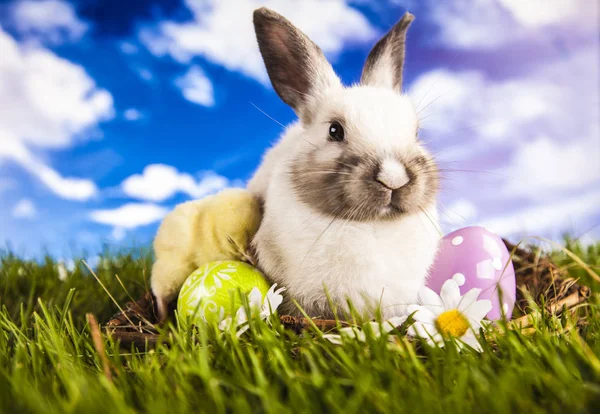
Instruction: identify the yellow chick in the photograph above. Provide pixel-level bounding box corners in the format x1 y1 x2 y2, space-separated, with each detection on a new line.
151 188 262 321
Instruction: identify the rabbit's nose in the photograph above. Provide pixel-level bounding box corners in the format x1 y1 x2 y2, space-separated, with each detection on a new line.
376 158 410 190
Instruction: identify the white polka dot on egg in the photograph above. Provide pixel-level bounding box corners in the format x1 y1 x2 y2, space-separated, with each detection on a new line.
452 273 466 286
476 260 496 280
452 236 464 246
492 257 503 270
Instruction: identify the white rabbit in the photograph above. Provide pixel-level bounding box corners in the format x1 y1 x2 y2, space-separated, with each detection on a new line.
248 8 441 319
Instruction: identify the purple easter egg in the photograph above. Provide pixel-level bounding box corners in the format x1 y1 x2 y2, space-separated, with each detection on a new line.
427 226 516 320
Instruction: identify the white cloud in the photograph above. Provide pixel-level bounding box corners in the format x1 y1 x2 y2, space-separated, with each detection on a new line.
0 27 112 200
62 259 75 272
90 203 168 229
119 41 139 55
139 0 376 84
410 45 598 156
0 138 98 200
136 67 154 82
121 164 229 202
111 227 127 241
409 44 599 237
410 68 562 144
501 136 600 199
428 0 598 49
497 0 596 29
84 255 100 269
0 29 114 148
10 0 88 44
174 65 214 106
123 108 144 121
12 198 37 219
480 189 600 238
32 160 97 200
441 198 478 229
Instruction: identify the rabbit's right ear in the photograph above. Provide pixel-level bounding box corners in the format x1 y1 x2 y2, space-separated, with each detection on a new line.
253 7 341 121
361 12 414 92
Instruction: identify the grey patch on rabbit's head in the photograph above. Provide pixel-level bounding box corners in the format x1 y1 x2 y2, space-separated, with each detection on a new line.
290 142 439 222
361 12 414 92
253 7 341 123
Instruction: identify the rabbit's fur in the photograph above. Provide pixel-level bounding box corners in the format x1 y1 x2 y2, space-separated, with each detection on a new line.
248 8 441 318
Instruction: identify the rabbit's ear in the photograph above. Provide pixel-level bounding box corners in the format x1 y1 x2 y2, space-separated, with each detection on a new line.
253 7 341 119
360 12 414 92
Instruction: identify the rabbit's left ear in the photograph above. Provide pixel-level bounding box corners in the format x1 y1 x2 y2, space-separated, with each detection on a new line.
360 12 414 92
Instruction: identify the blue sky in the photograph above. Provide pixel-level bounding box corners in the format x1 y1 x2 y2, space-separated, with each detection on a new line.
0 0 598 261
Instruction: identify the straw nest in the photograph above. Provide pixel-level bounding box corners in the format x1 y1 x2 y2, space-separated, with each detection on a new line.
105 239 591 348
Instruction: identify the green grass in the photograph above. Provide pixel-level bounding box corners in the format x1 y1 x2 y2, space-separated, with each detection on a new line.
1 242 599 414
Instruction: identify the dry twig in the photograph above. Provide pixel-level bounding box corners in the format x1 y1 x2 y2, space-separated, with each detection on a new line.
86 313 113 382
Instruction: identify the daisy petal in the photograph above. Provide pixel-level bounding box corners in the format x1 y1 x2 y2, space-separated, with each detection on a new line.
431 333 444 346
338 328 367 342
338 327 356 335
264 293 283 313
460 333 483 352
464 299 492 322
440 279 461 309
412 307 437 325
266 284 277 296
424 332 444 348
247 287 263 308
409 322 436 339
384 316 407 332
267 284 286 299
235 308 248 325
418 286 444 311
339 327 365 341
218 317 232 331
457 288 482 312
236 324 250 338
407 304 421 315
364 322 383 337
468 320 483 331
323 334 343 345
407 324 423 338
453 338 465 351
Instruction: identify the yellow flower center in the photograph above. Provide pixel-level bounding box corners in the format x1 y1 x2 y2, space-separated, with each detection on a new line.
435 310 469 337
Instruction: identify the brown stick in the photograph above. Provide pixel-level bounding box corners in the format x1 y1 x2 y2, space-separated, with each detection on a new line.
105 315 347 348
279 315 348 333
86 313 113 382
106 288 589 349
106 330 162 349
509 291 588 330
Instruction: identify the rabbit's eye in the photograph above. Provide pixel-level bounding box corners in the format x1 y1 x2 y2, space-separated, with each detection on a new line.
328 122 345 142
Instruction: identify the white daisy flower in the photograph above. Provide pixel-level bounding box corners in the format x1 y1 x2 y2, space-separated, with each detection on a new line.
218 283 286 336
408 279 492 352
323 316 407 346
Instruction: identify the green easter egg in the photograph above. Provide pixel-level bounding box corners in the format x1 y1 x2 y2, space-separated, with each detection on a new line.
177 261 270 325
